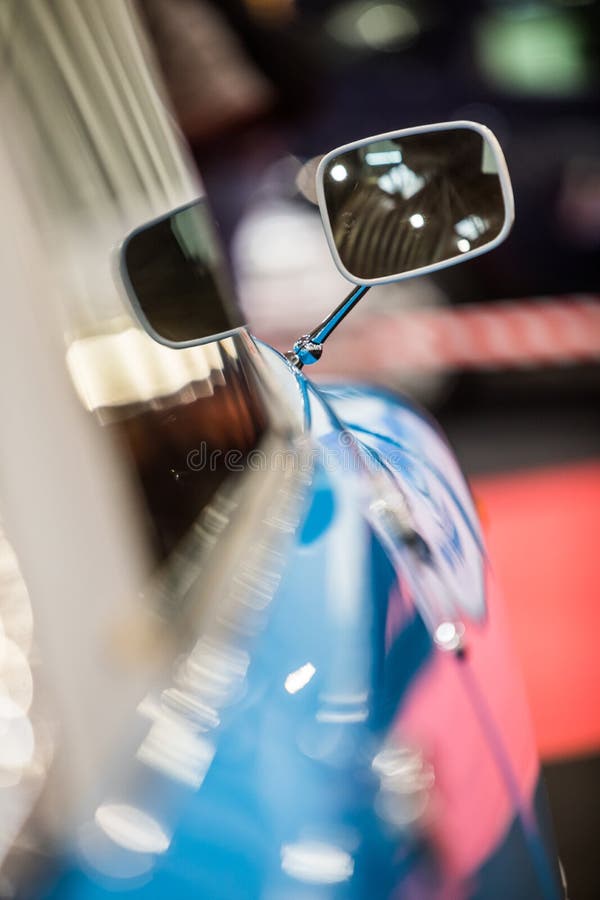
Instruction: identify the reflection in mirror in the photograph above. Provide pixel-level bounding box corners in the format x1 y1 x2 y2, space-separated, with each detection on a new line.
122 199 244 346
319 126 510 282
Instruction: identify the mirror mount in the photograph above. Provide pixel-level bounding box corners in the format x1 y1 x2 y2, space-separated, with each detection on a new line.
285 283 370 369
288 120 514 371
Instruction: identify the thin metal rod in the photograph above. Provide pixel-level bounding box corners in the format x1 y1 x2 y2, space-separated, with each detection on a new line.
309 284 370 344
285 283 370 368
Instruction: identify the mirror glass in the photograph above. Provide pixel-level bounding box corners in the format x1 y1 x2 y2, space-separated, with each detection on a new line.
319 126 509 282
122 199 244 346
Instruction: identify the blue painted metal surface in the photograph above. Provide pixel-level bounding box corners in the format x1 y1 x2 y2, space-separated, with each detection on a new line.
42 343 563 899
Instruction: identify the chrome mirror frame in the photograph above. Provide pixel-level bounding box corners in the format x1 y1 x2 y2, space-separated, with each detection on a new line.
118 199 247 350
315 120 515 287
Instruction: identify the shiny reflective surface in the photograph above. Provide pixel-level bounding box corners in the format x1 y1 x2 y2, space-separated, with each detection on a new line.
319 125 510 281
41 351 562 899
70 329 271 558
122 200 245 347
0 3 293 891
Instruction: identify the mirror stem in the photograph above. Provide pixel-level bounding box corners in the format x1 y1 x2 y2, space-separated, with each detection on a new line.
285 284 370 369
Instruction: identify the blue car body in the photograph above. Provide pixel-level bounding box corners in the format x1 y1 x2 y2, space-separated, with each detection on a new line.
44 345 563 900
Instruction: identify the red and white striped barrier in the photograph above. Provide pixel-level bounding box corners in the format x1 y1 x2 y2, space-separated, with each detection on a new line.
260 295 600 374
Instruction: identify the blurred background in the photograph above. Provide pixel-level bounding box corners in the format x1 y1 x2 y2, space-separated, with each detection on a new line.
136 0 600 896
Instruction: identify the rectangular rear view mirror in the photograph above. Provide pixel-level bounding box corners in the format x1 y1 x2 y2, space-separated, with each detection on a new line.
120 199 245 348
316 121 514 285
